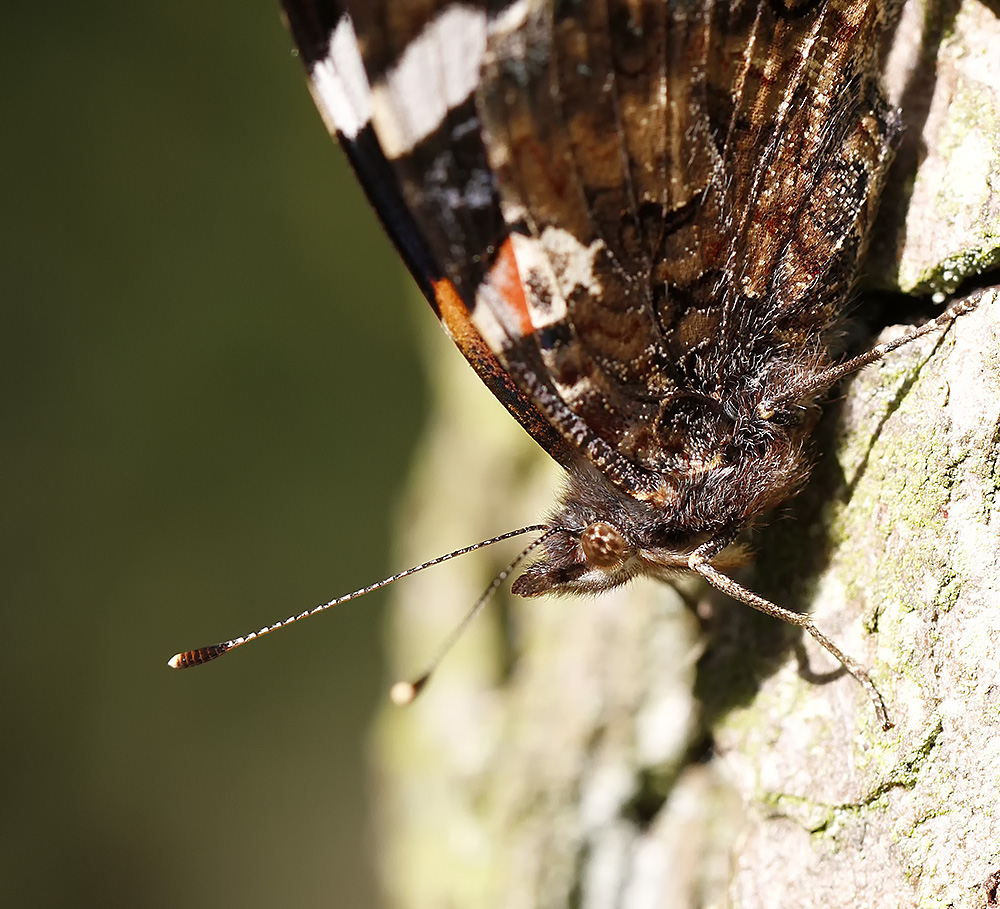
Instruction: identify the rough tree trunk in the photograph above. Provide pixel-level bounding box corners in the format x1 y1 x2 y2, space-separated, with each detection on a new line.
374 0 1000 905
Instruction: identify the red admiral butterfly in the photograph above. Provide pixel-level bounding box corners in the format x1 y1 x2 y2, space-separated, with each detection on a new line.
170 0 977 729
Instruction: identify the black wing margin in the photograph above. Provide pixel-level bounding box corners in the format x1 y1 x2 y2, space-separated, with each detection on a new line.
279 0 573 464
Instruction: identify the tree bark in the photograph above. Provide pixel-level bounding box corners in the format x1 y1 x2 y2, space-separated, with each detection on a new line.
374 0 1000 905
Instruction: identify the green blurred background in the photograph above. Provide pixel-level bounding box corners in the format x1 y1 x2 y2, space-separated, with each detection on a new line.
3 3 426 906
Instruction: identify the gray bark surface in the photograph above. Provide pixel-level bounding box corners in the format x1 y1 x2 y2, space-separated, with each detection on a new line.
374 1 1000 905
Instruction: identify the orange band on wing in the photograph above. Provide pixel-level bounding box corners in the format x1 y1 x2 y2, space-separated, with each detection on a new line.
488 236 533 338
432 276 478 345
430 271 574 469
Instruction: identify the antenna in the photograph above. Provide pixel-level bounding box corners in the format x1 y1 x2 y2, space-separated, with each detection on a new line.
167 524 548 686
389 528 556 705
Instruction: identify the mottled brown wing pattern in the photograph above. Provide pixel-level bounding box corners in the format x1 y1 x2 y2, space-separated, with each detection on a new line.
723 0 895 321
287 1 897 509
476 0 898 502
282 0 901 547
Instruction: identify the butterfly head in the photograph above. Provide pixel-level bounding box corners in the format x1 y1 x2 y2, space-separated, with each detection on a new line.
511 460 753 598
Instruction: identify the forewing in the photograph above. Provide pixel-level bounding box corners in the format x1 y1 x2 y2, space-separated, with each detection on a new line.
281 0 573 463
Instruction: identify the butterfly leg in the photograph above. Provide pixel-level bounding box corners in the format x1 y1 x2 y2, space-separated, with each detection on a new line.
760 295 981 417
688 545 892 731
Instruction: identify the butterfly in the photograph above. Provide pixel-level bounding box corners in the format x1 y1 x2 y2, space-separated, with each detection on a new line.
172 0 976 728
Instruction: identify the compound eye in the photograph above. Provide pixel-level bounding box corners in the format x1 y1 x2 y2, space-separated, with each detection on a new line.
580 521 627 569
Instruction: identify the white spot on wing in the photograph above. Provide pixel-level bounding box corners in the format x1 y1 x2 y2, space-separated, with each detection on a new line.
511 229 603 327
509 233 566 327
371 5 487 159
310 15 372 139
538 227 603 298
488 0 530 36
469 294 509 354
472 228 605 353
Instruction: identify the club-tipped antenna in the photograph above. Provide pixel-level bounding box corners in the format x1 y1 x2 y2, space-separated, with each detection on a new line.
167 524 548 670
389 528 556 706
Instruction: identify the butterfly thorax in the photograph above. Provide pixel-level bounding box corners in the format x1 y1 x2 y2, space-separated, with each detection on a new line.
511 384 816 598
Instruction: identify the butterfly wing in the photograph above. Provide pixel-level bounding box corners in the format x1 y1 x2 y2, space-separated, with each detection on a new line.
281 0 573 464
471 0 897 499
281 0 897 503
